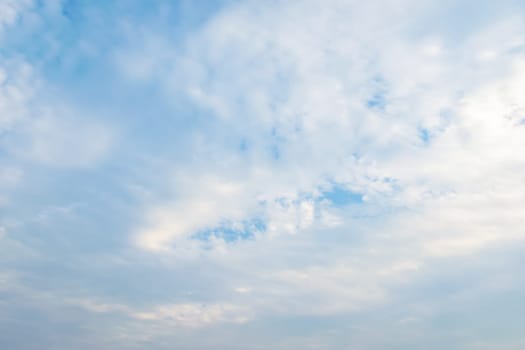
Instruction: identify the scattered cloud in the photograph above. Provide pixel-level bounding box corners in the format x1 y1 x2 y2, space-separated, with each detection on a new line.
1 0 525 349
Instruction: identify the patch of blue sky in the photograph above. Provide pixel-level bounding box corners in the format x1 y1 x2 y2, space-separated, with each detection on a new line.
271 144 281 160
366 92 387 109
192 218 266 243
321 185 364 206
319 177 407 213
366 76 389 111
239 138 249 151
269 125 288 161
419 127 431 144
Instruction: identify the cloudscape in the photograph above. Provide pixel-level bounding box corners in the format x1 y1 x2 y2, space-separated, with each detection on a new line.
1 1 525 349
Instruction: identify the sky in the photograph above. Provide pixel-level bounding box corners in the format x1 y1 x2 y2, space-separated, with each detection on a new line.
1 0 525 349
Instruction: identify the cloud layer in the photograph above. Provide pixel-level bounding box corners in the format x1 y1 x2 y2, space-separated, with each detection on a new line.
1 1 525 349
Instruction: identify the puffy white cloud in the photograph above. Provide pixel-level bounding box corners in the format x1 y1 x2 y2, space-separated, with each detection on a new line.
124 0 525 256
107 2 525 341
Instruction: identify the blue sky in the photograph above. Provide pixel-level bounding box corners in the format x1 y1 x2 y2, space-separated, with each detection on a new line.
1 0 525 349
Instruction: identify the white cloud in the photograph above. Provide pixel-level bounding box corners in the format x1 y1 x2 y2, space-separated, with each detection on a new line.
0 0 33 38
134 174 255 252
108 2 525 334
130 303 251 327
0 60 36 132
124 0 525 256
2 0 525 348
65 296 253 328
17 113 114 167
0 58 115 169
